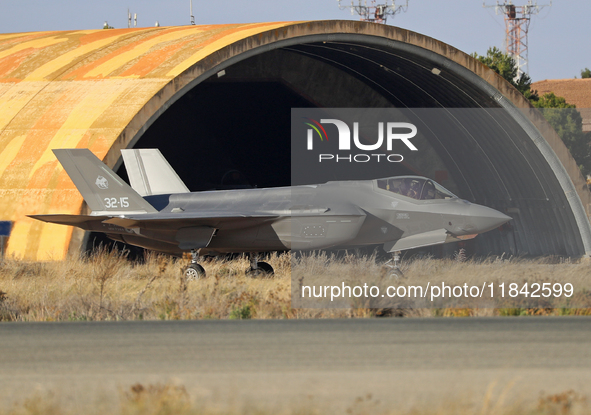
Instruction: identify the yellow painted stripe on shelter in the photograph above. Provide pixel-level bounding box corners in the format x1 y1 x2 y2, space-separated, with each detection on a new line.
23 31 136 81
30 79 165 177
0 82 49 131
0 35 67 62
8 221 32 259
0 133 26 173
166 22 294 77
29 80 137 176
83 28 202 79
0 135 27 205
0 33 35 42
36 222 71 259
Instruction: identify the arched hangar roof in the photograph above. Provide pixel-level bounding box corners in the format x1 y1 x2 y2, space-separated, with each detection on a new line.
0 21 589 260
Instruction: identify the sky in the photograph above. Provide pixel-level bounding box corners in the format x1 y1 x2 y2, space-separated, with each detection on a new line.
0 0 588 82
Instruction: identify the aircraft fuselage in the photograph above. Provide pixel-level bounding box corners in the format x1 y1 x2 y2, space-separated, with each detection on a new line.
102 178 509 255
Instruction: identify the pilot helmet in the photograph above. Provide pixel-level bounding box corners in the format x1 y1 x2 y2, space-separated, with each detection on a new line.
400 179 410 192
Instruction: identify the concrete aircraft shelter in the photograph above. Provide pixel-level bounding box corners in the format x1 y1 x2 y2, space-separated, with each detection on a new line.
1 20 590 260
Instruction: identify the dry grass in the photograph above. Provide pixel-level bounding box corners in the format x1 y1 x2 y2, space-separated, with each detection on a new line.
0 250 294 321
292 252 591 313
0 250 590 321
1 382 590 415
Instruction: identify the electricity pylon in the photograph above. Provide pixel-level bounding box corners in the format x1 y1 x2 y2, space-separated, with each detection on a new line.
484 1 551 78
338 0 409 24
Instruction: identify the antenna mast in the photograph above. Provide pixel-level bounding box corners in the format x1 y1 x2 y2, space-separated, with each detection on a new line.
190 0 195 25
483 1 551 78
337 0 409 24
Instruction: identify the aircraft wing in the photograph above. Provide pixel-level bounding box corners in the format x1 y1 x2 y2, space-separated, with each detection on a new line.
103 211 280 230
30 208 362 232
29 211 279 231
28 214 110 227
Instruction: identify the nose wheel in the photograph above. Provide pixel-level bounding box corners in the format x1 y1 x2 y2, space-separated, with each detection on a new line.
184 249 206 280
383 251 404 278
245 254 274 277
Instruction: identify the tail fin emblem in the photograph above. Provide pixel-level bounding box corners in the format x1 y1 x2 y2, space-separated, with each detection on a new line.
95 176 109 189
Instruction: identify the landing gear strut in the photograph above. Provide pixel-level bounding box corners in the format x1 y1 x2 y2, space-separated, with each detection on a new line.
245 254 274 277
383 250 404 278
184 249 206 280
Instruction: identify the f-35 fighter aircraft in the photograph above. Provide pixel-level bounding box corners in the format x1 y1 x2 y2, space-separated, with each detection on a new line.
29 149 511 278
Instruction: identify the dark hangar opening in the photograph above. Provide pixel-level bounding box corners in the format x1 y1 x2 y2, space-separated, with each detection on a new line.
118 81 313 191
101 38 587 258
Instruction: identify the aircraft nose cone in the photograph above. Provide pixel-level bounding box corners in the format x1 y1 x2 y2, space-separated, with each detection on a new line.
467 204 512 234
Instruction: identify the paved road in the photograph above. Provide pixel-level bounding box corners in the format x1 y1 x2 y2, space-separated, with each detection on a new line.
1 318 590 412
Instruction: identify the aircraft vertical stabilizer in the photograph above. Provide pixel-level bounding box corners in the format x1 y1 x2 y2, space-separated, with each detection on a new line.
53 149 157 215
121 149 189 196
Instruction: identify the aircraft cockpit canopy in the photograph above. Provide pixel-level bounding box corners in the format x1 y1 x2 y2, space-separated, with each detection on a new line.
376 177 456 200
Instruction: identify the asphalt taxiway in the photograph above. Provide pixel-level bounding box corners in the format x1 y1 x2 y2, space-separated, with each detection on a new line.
1 318 590 411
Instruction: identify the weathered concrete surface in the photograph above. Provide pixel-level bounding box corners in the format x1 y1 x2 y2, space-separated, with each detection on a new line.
1 318 591 412
0 22 589 259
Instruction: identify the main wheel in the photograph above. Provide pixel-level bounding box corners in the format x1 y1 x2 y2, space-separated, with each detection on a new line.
257 261 274 275
185 263 206 280
245 261 274 277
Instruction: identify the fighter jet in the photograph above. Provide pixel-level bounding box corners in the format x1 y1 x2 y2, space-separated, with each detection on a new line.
29 149 511 278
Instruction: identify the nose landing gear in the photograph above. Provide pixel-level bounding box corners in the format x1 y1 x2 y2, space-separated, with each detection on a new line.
383 250 404 278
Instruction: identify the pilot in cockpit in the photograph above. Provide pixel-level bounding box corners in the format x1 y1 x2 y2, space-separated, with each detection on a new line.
408 180 421 199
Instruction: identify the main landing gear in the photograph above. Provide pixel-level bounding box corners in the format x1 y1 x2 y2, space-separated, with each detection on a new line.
245 254 274 277
183 250 275 279
382 250 404 278
184 249 206 280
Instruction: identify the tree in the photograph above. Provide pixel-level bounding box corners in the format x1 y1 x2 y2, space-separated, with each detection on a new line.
474 47 591 176
533 92 575 109
471 47 538 101
533 93 591 176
